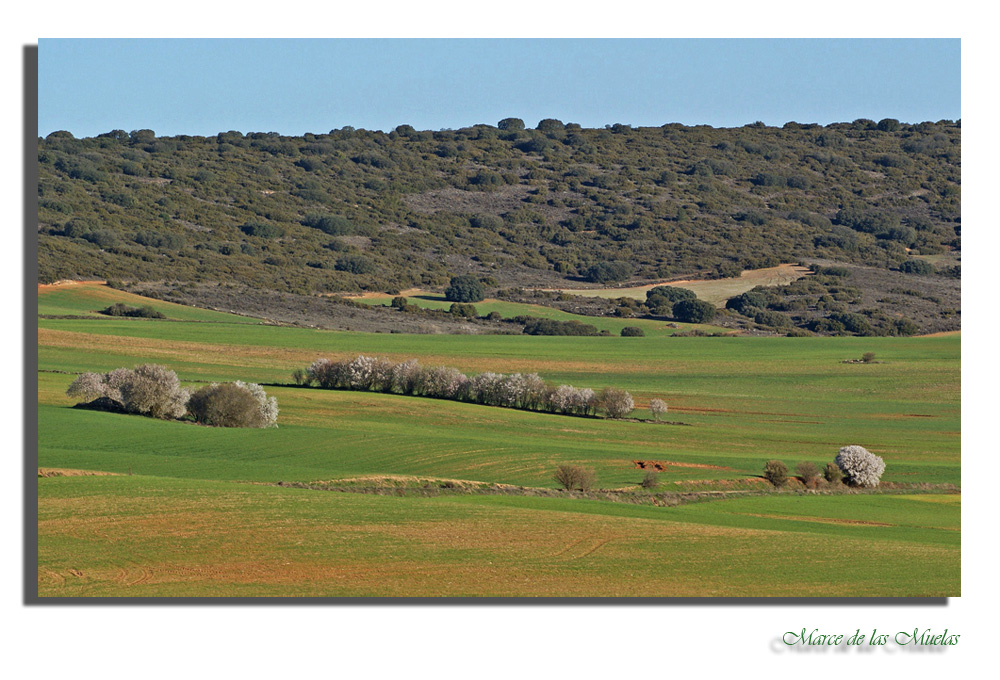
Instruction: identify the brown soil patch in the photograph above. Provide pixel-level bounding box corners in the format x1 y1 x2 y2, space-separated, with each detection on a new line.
632 459 733 471
918 330 961 338
38 468 121 478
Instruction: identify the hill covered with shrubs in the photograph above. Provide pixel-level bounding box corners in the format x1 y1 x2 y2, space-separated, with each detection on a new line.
37 118 959 297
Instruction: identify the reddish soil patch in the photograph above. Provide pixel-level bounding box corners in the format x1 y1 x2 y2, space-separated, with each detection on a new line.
919 330 961 338
632 459 733 471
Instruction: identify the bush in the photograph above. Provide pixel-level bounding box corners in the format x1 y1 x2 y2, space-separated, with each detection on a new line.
823 462 843 485
862 352 877 363
67 364 189 419
584 261 631 283
100 303 165 318
649 398 668 420
240 221 284 239
117 364 190 419
620 326 645 337
522 318 599 336
554 465 596 491
640 471 660 489
672 299 716 323
763 460 789 487
302 214 356 236
796 461 820 484
187 381 279 428
448 302 478 318
835 445 885 487
335 254 376 275
899 259 935 275
599 387 634 419
646 285 697 315
444 274 485 302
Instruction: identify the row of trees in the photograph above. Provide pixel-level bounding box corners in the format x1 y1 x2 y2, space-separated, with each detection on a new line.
65 364 278 428
293 355 654 420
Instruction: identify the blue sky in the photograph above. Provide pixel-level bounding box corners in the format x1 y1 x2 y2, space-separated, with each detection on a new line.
38 38 960 137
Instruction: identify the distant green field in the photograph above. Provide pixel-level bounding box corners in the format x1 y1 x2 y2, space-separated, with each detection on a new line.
38 282 257 323
349 291 719 337
35 283 961 597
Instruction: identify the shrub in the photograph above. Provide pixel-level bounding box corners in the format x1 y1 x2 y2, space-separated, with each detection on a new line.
763 460 789 487
796 461 820 484
861 352 877 363
620 326 645 337
522 318 599 336
335 254 376 275
835 445 885 487
67 364 189 420
823 462 843 485
584 261 631 283
599 387 634 419
448 302 478 318
291 368 310 386
240 221 284 239
100 303 165 319
649 398 668 420
672 299 716 323
188 381 278 428
444 275 485 302
641 471 660 489
66 372 108 402
117 364 190 419
554 465 596 491
302 214 355 236
899 259 935 275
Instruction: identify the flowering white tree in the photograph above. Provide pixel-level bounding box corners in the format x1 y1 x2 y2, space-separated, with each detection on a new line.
649 399 668 420
306 358 334 387
835 445 885 487
65 364 189 420
234 381 279 427
389 359 421 394
65 372 106 402
599 387 634 419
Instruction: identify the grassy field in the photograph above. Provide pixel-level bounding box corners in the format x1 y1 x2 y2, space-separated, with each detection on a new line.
535 264 811 306
346 291 721 337
35 283 961 597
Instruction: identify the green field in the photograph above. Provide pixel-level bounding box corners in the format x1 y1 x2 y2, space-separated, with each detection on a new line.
347 290 721 337
36 284 961 597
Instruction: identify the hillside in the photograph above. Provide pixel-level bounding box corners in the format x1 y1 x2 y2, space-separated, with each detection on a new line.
37 118 960 333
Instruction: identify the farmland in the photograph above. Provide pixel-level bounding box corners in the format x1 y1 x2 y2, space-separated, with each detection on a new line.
35 283 961 597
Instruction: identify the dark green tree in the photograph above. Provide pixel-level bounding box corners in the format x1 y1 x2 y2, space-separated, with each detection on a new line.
444 275 485 302
672 299 716 323
497 117 525 131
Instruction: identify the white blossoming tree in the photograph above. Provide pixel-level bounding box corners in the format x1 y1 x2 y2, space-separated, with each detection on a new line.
649 398 668 420
835 445 885 487
65 364 189 420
